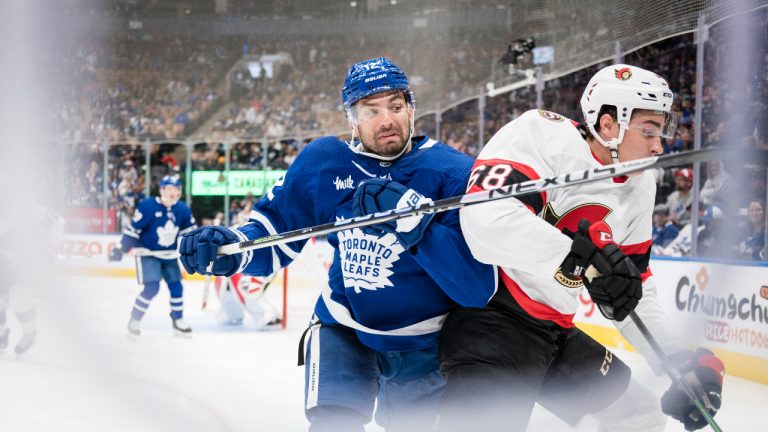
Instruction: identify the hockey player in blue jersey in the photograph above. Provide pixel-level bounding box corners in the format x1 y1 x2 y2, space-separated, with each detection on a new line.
178 57 497 431
109 175 198 338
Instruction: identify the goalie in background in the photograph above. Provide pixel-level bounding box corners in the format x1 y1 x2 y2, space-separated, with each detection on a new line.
213 272 282 329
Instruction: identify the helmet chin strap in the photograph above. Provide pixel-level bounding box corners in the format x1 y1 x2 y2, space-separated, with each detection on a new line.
587 123 626 164
347 112 415 162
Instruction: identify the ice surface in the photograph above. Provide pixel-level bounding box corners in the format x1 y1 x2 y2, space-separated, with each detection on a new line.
1 275 764 431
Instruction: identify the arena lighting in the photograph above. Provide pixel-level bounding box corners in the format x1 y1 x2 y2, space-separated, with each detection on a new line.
350 1 357 7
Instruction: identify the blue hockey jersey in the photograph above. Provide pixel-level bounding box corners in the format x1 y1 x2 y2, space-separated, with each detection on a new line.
236 136 497 351
122 197 197 252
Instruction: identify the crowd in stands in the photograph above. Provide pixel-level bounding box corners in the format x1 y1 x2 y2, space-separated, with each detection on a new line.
62 11 767 261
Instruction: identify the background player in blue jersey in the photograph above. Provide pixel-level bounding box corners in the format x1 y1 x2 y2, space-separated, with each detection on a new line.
178 57 497 431
109 175 198 338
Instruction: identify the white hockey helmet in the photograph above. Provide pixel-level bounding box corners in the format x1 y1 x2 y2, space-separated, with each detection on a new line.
581 64 678 161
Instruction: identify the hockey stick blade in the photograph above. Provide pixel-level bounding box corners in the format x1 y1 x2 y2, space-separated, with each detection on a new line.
218 147 766 256
629 311 723 432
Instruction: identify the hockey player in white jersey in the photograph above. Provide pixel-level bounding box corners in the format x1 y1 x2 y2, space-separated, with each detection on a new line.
214 272 281 329
0 200 63 356
438 64 725 432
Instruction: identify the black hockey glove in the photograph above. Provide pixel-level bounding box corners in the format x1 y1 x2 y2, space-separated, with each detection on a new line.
560 219 642 322
661 348 724 431
108 247 123 262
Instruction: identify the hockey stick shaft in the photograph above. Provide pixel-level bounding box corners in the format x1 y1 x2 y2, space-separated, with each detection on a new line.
219 147 750 256
629 311 723 432
201 275 211 310
133 248 180 259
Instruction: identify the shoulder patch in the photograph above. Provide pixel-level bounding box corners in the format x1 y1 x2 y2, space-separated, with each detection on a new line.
538 109 565 122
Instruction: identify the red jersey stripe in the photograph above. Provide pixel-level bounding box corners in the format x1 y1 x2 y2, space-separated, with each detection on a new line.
499 270 575 328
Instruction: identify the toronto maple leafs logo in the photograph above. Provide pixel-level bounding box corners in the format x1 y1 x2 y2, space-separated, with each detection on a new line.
156 220 179 247
338 226 404 293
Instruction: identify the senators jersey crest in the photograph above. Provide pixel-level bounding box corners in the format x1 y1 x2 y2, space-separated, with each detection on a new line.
544 202 613 288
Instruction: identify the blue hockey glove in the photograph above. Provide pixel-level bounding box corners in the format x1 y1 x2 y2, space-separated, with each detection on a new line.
179 226 243 276
108 247 123 262
661 348 724 431
352 178 435 249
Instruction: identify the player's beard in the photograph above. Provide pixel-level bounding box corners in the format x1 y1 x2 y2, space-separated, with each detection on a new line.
359 122 412 158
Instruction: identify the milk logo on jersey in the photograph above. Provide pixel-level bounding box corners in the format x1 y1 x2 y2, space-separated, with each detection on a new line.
334 175 355 190
156 220 179 247
337 226 405 293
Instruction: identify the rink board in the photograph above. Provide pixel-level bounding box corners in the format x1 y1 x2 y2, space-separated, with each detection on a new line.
574 257 768 384
59 234 768 383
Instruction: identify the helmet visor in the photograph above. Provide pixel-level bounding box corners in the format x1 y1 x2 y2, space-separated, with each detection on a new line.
347 104 413 126
626 111 679 139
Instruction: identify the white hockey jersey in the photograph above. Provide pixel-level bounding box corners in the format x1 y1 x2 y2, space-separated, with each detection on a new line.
460 109 685 365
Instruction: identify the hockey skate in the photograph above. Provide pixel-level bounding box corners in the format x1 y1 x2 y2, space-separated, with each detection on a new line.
171 315 192 337
14 331 36 355
258 317 283 331
126 318 141 340
0 327 9 350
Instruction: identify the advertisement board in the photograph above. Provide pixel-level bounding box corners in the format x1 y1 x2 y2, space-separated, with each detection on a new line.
574 257 768 383
63 208 116 233
191 170 286 196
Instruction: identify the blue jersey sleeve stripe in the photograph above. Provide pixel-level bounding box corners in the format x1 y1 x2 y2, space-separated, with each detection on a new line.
123 227 140 238
227 226 253 274
248 210 301 260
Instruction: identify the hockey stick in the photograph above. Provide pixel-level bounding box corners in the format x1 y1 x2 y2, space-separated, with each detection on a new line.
133 248 180 260
201 275 211 310
629 311 723 432
218 147 763 256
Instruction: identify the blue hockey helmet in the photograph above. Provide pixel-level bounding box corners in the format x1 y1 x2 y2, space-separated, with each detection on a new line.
160 175 181 189
341 57 414 111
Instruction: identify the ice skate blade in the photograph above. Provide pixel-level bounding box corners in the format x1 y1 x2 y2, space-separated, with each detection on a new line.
14 336 36 356
173 329 193 338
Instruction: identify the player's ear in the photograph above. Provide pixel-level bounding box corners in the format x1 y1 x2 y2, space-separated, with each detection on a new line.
598 112 617 137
